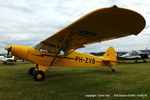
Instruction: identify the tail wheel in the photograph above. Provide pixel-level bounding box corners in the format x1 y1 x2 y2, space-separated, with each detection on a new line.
33 70 45 81
29 67 36 76
3 61 7 64
108 66 115 72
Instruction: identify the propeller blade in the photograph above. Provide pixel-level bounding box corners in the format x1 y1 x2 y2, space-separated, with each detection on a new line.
7 47 12 58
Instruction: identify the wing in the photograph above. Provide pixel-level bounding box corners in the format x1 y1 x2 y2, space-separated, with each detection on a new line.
35 5 145 52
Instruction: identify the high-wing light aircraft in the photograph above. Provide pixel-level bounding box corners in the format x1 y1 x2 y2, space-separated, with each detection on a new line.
118 50 149 63
5 5 145 81
0 56 16 64
0 55 23 64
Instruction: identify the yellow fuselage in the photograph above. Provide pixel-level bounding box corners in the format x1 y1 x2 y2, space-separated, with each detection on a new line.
5 45 116 68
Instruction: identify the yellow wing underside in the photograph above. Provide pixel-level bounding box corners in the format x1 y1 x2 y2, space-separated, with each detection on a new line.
37 5 145 52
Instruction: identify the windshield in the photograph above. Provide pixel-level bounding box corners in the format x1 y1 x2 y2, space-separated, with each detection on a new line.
131 50 141 55
33 42 65 55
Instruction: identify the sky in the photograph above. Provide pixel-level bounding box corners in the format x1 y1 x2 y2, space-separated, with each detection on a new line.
0 0 150 53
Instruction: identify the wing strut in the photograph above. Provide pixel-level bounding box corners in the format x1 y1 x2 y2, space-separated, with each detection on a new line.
49 32 71 66
51 40 88 65
52 48 78 65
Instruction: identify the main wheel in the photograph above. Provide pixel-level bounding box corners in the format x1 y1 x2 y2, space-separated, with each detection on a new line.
135 60 138 63
29 67 35 76
143 60 147 63
3 61 7 64
33 70 45 81
112 69 115 72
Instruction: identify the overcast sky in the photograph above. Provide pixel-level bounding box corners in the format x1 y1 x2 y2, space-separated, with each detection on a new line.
0 0 150 53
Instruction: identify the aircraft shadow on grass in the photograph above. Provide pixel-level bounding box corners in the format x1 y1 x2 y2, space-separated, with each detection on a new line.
46 68 123 78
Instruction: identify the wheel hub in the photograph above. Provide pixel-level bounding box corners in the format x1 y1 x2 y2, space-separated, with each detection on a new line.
37 74 42 79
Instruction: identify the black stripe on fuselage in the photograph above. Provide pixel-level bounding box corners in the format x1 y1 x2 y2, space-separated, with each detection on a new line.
32 54 74 60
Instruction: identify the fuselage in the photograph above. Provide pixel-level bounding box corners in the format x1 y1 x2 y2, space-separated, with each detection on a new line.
5 45 115 67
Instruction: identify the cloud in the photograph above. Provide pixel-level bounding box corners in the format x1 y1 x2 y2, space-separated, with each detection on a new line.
0 0 150 53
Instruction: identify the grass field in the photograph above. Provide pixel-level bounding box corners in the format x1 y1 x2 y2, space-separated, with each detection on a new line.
0 61 150 100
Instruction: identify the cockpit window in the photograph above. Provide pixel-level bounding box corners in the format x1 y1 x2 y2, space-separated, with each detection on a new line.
33 42 65 55
33 44 39 50
60 50 65 55
131 50 141 55
39 49 48 52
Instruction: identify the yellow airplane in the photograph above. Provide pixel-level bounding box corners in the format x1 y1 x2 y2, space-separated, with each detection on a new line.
5 5 145 81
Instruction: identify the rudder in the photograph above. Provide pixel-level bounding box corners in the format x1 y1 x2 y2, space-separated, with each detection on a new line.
102 47 117 65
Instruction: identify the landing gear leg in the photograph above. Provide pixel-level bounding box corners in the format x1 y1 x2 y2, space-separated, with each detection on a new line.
143 59 147 63
108 66 115 72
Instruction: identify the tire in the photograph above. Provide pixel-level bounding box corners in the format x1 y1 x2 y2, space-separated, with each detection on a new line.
3 61 7 64
143 60 147 63
135 60 138 63
33 70 45 81
112 69 115 72
29 67 35 76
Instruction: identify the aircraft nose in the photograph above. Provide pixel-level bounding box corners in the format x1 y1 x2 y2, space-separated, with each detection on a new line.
5 46 11 51
11 45 29 59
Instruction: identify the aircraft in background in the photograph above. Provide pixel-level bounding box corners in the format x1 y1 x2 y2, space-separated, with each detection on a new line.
0 56 16 64
4 5 145 81
117 50 149 63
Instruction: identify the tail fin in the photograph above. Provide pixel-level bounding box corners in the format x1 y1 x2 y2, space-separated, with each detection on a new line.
102 47 117 65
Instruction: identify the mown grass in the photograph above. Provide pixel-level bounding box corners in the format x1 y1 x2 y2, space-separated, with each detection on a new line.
0 61 150 100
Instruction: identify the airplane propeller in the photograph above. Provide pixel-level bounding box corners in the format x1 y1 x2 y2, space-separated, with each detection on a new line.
7 46 12 58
